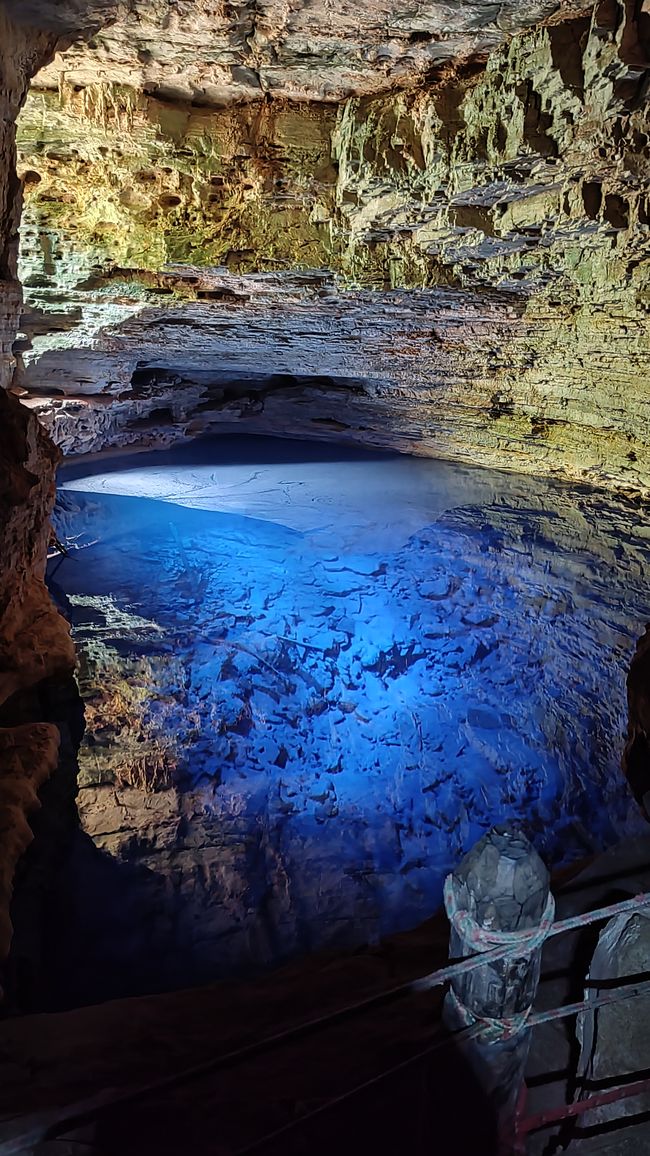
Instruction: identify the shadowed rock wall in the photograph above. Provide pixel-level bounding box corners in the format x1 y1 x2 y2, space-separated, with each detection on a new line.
0 3 83 968
625 626 650 815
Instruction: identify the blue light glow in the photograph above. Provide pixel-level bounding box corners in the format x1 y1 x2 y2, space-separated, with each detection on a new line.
47 436 650 1000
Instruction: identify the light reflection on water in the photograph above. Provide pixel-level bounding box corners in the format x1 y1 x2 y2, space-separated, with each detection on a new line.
45 435 649 1005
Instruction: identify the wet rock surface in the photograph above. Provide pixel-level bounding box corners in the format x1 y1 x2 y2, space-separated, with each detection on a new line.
37 435 650 1007
575 909 650 1147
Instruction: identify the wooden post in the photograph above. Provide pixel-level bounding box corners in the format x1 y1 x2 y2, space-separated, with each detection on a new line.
443 826 554 1150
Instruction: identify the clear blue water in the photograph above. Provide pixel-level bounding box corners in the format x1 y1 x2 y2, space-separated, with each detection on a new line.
46 436 650 1003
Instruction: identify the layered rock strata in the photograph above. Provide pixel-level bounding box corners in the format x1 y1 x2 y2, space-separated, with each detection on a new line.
14 265 649 491
16 0 650 488
27 0 562 105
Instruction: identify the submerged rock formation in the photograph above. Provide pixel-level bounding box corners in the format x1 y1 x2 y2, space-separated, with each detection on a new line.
38 444 649 1003
0 0 648 1002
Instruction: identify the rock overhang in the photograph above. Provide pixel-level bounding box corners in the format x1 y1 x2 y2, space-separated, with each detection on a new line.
11 0 650 491
17 0 569 106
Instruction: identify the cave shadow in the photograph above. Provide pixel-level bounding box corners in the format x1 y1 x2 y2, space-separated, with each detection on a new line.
58 432 401 485
26 802 447 1011
1 672 86 1013
32 827 227 1009
48 1020 501 1156
4 0 120 34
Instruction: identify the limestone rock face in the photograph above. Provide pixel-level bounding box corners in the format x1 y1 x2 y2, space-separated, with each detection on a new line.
16 0 650 489
0 5 77 969
0 723 60 960
28 0 562 105
0 389 75 706
0 8 53 392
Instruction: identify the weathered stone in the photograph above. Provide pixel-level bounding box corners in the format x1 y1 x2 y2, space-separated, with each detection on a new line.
447 828 550 1022
0 4 78 968
15 0 650 489
444 827 552 1126
576 910 650 1138
25 0 562 106
450 826 550 935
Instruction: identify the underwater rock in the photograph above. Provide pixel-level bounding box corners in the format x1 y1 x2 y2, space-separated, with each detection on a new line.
30 441 650 1004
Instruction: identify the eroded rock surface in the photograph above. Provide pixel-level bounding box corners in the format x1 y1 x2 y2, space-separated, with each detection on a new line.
0 3 78 969
16 0 650 488
576 909 650 1140
28 0 563 105
624 626 650 816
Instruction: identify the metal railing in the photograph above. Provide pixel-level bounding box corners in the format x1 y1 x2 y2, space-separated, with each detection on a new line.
4 890 650 1155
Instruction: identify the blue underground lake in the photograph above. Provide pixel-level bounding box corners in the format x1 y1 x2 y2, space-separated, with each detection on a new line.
44 435 650 1005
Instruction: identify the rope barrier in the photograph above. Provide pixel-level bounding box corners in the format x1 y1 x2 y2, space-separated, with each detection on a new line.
17 889 650 1154
444 878 556 959
444 876 556 1040
234 978 650 1154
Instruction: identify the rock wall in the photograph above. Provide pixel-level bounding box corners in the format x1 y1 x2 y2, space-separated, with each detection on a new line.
27 0 560 105
0 4 81 969
624 626 650 815
16 0 650 489
18 91 338 273
329 2 650 485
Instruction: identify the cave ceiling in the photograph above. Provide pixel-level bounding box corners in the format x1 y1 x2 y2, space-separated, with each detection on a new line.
9 0 650 489
11 0 567 103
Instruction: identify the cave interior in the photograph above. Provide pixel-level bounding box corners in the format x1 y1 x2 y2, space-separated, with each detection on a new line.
0 0 649 1152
